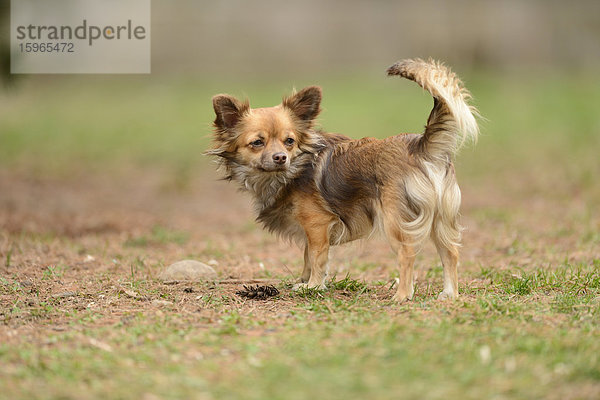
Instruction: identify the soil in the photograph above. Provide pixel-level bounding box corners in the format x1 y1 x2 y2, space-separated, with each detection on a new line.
1 165 598 343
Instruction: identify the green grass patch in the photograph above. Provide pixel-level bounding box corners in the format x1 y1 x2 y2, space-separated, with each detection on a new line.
328 273 370 293
2 262 600 399
481 263 600 297
2 265 599 400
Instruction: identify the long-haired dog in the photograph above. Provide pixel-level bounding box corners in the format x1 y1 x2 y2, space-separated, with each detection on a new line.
208 59 479 301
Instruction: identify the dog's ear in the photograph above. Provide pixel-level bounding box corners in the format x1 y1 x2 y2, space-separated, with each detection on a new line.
213 95 249 131
283 86 322 122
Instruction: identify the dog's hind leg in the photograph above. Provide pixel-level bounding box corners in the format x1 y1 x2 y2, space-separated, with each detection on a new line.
384 223 416 302
431 181 462 300
433 236 459 300
391 240 416 302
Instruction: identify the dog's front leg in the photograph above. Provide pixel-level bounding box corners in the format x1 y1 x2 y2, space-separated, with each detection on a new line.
305 236 330 289
294 223 330 290
300 245 311 283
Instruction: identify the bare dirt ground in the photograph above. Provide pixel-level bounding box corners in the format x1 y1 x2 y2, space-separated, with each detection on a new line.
0 163 598 345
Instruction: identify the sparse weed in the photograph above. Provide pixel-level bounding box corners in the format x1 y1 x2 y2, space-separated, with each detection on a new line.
328 273 370 293
42 265 66 280
505 275 533 295
29 302 56 319
477 295 517 314
301 300 332 313
552 292 598 315
200 293 231 306
5 247 12 267
215 310 241 335
129 257 146 288
0 277 21 294
488 263 600 297
279 277 295 288
293 285 326 299
479 266 498 281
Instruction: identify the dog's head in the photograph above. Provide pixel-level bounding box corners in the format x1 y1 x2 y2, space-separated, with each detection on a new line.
208 86 323 179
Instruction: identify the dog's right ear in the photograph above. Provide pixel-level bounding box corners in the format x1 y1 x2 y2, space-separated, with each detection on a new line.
213 95 249 131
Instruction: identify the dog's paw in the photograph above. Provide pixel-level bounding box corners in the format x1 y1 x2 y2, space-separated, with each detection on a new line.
392 282 414 303
392 290 414 303
292 282 308 291
392 294 410 303
292 282 326 291
437 290 458 301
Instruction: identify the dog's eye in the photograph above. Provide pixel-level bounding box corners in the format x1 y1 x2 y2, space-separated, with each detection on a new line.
284 138 295 146
250 139 264 147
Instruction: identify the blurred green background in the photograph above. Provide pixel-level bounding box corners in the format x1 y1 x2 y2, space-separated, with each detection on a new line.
1 0 599 183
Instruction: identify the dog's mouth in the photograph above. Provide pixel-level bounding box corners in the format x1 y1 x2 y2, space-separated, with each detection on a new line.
257 164 288 173
256 165 287 172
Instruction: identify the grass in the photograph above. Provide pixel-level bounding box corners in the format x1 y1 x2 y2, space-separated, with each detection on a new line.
41 265 66 281
4 247 12 267
1 263 599 399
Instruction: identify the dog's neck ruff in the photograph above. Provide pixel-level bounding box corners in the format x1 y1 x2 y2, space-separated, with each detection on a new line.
225 153 309 211
243 169 292 211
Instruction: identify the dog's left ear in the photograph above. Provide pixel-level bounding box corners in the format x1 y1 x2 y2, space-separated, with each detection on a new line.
283 86 322 122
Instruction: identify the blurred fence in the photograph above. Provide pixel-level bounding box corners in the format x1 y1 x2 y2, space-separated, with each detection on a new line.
2 0 600 79
150 0 600 75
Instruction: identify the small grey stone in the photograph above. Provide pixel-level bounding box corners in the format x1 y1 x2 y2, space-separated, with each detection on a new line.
158 260 217 282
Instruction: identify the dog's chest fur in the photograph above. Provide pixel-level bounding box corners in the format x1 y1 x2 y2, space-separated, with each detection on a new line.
253 155 318 243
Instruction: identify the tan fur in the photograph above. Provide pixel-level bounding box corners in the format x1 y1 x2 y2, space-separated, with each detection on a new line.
208 59 479 301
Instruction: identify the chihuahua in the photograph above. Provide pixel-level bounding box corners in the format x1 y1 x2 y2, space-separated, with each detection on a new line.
208 59 479 301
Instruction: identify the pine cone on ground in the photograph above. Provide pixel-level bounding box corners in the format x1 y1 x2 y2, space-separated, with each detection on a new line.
236 285 279 300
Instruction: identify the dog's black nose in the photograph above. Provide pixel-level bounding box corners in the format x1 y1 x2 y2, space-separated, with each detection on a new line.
272 152 287 164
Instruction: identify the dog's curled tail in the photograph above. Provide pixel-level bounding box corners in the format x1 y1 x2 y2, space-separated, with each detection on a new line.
387 58 479 161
